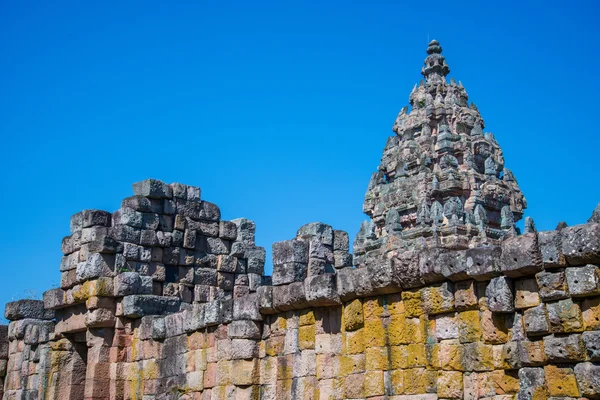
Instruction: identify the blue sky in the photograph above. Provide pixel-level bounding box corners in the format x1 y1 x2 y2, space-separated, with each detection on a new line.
1 1 599 308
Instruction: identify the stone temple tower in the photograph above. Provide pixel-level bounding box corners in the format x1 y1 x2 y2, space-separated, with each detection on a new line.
355 40 527 263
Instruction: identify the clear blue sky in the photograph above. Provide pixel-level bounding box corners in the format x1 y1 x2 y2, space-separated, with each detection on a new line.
1 1 599 308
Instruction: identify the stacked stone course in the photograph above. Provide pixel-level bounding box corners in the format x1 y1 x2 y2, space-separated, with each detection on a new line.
1 41 600 399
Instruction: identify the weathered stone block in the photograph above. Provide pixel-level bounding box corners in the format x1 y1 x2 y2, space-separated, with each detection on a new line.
582 330 600 361
544 365 580 398
5 300 54 321
439 250 468 282
233 293 262 321
565 265 600 297
454 280 478 310
333 230 349 252
231 339 259 360
76 253 115 281
466 246 501 280
273 282 307 311
574 362 600 398
272 240 309 266
518 339 547 366
538 230 567 267
228 320 261 339
133 179 173 199
305 274 341 306
297 222 333 246
514 278 540 309
582 297 600 330
257 285 276 314
486 277 514 313
543 334 585 362
523 303 550 336
121 295 180 318
536 270 569 301
113 272 153 296
43 288 66 310
500 233 543 277
421 281 454 315
546 298 583 333
561 223 600 265
392 250 424 289
336 267 357 302
272 262 307 286
517 367 547 400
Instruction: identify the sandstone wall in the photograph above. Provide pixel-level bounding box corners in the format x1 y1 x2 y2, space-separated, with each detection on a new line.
1 179 600 399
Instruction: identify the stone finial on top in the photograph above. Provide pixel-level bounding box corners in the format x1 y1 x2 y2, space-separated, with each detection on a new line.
422 40 450 83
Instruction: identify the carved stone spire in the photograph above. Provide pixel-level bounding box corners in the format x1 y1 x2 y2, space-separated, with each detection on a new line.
422 40 450 84
356 40 527 260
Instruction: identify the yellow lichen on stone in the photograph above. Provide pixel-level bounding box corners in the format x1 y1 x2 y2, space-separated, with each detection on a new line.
582 297 600 330
299 310 315 326
363 370 385 397
403 368 431 395
343 299 364 331
364 319 386 347
389 369 404 395
407 343 427 368
386 293 405 315
365 346 388 371
337 355 365 377
363 297 384 320
230 359 258 386
437 370 463 398
544 365 580 397
492 369 519 394
344 329 365 354
298 325 316 350
402 290 423 317
457 310 482 343
389 345 408 369
265 336 284 357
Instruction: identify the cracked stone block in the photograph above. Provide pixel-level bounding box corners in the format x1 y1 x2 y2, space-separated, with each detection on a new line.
536 270 569 301
486 277 514 313
565 265 600 297
113 272 153 296
561 223 600 265
543 334 585 362
500 233 543 277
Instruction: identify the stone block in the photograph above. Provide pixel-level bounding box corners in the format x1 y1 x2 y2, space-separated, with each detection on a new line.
500 233 543 277
454 280 478 310
517 367 547 400
43 288 66 310
392 250 424 289
297 222 333 246
457 310 482 343
228 320 261 339
231 339 258 360
5 300 54 321
561 223 600 265
233 293 262 321
418 247 446 283
514 278 540 309
230 359 259 386
480 309 509 344
465 246 501 280
132 179 173 199
219 221 237 240
257 285 276 314
113 272 153 296
272 262 307 286
582 330 600 361
336 267 357 302
305 274 341 306
333 230 349 252
217 272 234 290
544 365 581 398
574 362 600 398
543 334 585 362
421 282 454 315
231 218 256 242
565 265 600 297
440 250 469 282
536 270 569 301
76 253 115 281
486 277 514 313
121 295 180 318
582 297 600 330
246 246 266 275
272 240 309 266
85 308 116 328
523 304 550 336
546 298 583 333
437 370 463 399
194 268 217 286
461 342 494 371
368 257 400 294
518 339 547 366
434 313 458 340
538 230 567 267
273 282 307 312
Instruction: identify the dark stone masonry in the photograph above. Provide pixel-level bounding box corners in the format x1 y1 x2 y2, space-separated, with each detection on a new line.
1 41 600 399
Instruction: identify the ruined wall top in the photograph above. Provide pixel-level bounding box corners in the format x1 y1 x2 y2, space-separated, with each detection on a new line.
356 40 527 261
